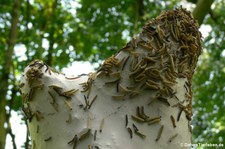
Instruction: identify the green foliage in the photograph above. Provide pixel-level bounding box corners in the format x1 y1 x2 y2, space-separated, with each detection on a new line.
0 0 224 148
192 0 225 147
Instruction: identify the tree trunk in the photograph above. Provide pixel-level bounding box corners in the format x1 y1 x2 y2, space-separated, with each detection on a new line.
19 8 202 149
0 0 20 148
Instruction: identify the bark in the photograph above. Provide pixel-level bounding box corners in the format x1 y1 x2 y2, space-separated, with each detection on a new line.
192 0 214 25
20 8 202 149
0 0 20 148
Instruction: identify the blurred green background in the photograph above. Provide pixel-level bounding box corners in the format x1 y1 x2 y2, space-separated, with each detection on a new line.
0 0 224 148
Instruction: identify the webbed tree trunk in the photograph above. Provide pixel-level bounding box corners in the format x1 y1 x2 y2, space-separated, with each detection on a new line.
20 8 202 149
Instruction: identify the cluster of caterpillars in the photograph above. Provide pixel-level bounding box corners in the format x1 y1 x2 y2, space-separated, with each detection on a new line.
125 106 162 140
93 7 201 144
125 106 178 142
21 60 79 121
20 60 103 149
20 61 80 147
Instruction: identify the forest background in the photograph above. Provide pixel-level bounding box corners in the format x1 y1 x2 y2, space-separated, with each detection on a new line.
0 0 224 148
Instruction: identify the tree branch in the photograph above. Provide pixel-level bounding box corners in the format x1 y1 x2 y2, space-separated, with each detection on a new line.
192 0 214 25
